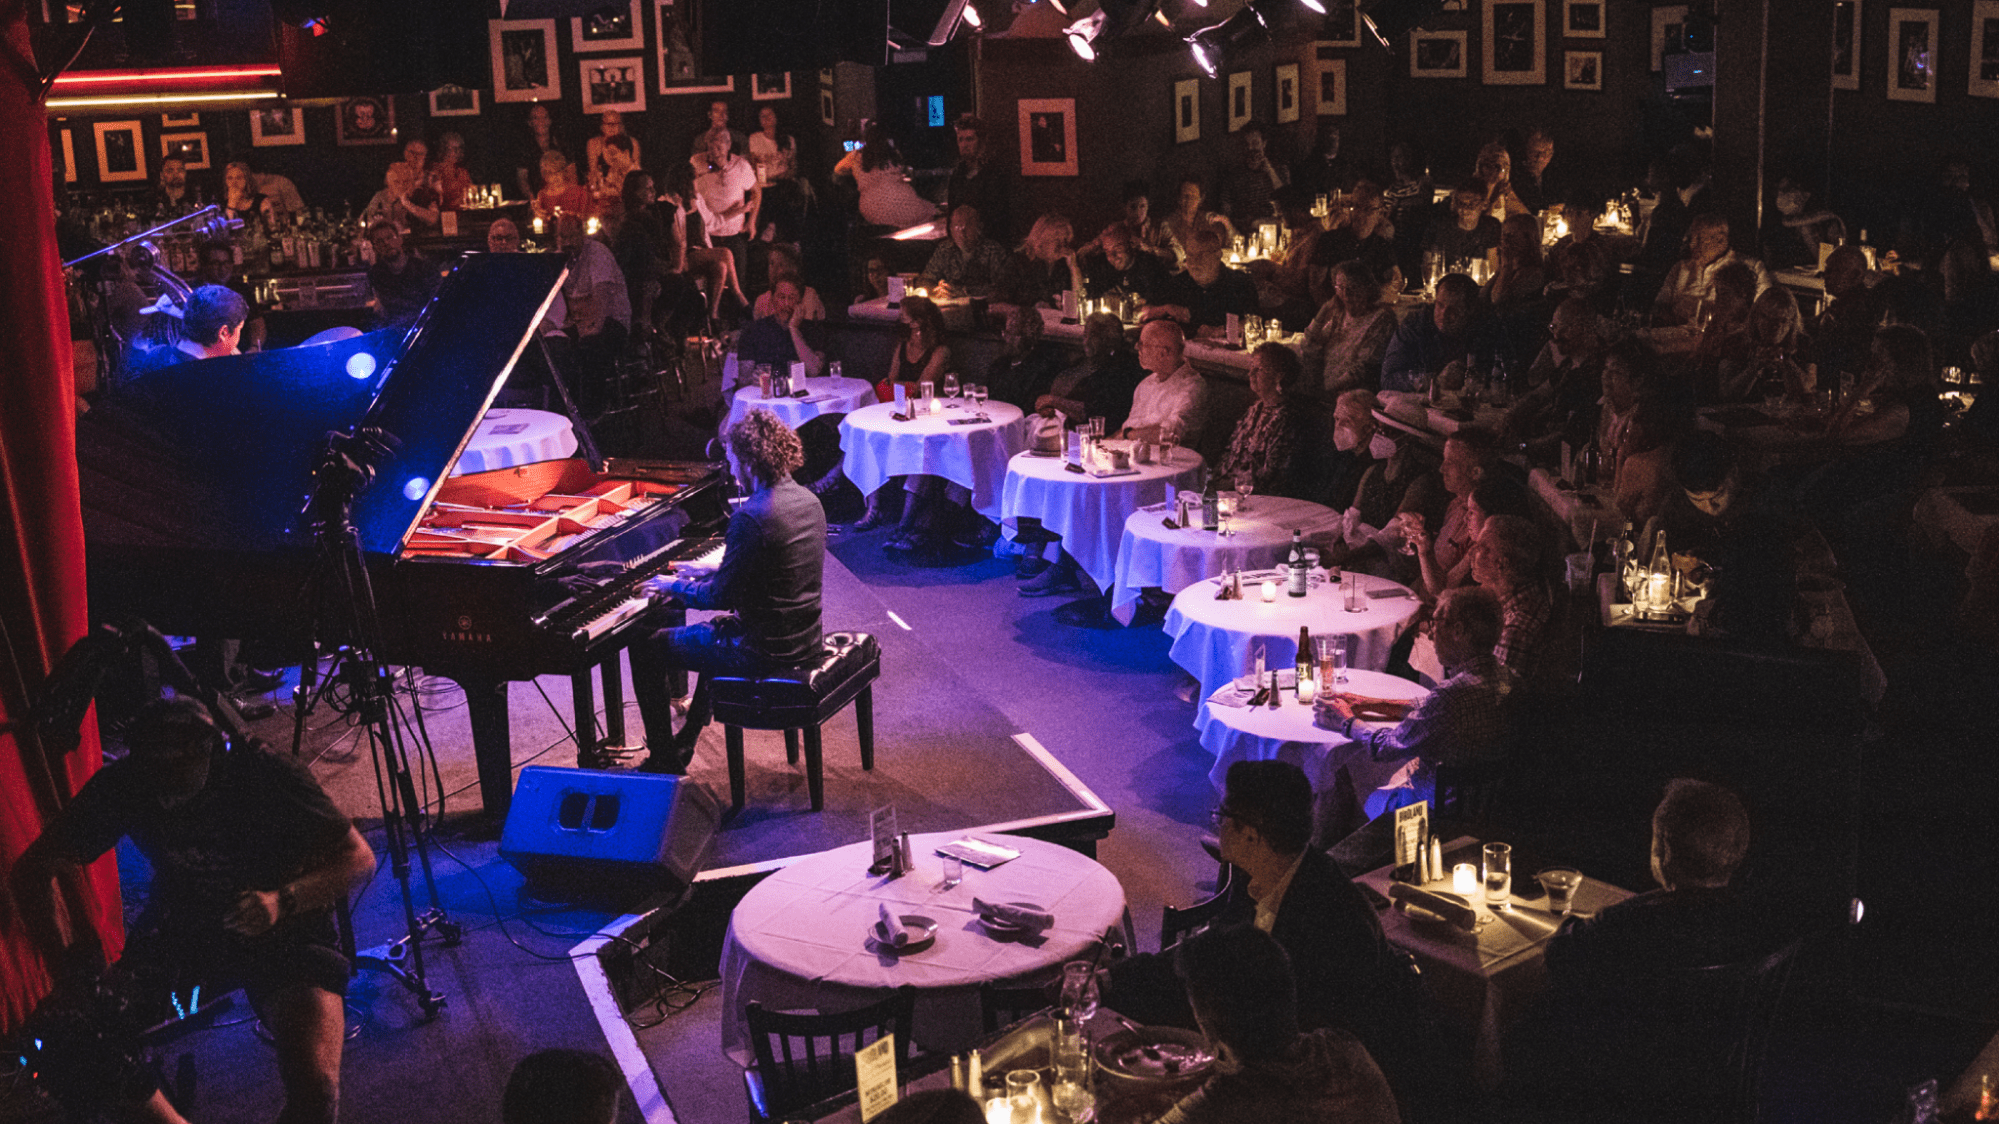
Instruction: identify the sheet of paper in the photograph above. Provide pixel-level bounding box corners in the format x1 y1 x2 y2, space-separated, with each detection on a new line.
855 1033 898 1122
870 805 899 871
1394 800 1429 870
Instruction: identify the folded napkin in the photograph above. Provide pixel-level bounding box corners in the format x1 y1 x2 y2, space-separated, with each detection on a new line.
1212 683 1258 709
973 898 1054 934
876 903 909 947
1387 883 1479 931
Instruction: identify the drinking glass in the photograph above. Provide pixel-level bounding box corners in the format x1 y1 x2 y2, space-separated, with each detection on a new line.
942 854 964 889
942 373 960 398
1345 573 1365 613
1483 842 1512 908
1252 642 1267 690
1060 960 1101 1024
1234 471 1256 511
1005 1069 1042 1125
1159 426 1179 462
1051 1038 1093 1122
1538 867 1582 916
1314 634 1346 688
1089 416 1106 441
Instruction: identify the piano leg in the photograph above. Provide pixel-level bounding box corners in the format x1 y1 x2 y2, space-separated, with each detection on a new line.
571 671 599 763
461 677 517 823
601 658 626 746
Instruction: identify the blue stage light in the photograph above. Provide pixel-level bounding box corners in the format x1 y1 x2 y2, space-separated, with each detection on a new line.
403 477 431 501
346 352 377 380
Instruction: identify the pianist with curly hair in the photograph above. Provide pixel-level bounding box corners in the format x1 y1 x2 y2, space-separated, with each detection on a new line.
630 408 825 772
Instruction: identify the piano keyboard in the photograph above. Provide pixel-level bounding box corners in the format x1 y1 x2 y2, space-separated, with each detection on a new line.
672 543 726 571
547 536 727 644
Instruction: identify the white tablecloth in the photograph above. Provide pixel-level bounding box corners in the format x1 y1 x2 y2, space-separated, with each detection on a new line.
727 376 877 430
1111 494 1342 625
1164 572 1423 700
839 400 1032 521
449 408 577 476
1194 668 1430 795
720 831 1127 1060
1000 446 1206 594
1527 468 1620 548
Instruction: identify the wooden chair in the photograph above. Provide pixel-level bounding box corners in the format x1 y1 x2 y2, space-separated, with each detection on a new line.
1159 865 1240 950
708 631 881 812
978 980 1055 1035
743 985 917 1122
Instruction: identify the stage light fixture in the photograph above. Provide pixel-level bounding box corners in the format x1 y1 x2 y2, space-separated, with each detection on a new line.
1065 0 1161 61
1354 0 1448 45
1186 4 1269 77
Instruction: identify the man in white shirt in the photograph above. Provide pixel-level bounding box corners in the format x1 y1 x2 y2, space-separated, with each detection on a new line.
692 129 760 301
1122 318 1209 447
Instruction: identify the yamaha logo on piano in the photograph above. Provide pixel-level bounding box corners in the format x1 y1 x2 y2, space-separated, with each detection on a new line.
447 617 494 643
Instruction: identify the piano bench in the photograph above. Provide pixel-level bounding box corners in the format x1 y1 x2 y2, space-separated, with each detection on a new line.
709 632 881 812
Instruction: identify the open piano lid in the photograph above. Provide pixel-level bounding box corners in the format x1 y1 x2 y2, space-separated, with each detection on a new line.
343 252 569 556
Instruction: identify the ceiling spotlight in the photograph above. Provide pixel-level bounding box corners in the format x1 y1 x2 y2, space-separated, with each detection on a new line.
1296 0 1326 11
1187 4 1269 77
1066 0 1162 61
1065 11 1105 58
1354 0 1449 44
962 1 983 27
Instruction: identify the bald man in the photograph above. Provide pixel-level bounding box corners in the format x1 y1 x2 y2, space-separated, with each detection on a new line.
1121 319 1209 446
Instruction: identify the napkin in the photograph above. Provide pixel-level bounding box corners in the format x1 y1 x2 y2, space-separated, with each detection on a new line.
1212 683 1258 709
973 898 1054 935
876 903 909 947
1387 883 1479 931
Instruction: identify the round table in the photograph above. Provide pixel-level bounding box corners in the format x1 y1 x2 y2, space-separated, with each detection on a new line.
1110 494 1342 625
1164 571 1423 700
1194 668 1430 796
719 831 1126 1060
726 376 877 429
1000 444 1206 595
839 400 1033 521
449 407 577 476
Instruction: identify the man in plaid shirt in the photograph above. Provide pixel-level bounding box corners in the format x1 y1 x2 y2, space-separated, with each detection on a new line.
1473 514 1554 679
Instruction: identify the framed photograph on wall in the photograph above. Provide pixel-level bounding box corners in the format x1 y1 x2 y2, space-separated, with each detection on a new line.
579 57 646 114
1321 0 1362 47
1973 0 1999 97
1227 70 1252 131
1275 63 1300 123
491 19 560 103
1563 50 1603 90
657 0 730 94
1887 8 1938 102
162 111 200 127
336 96 395 145
1315 55 1348 114
251 106 305 147
1564 0 1604 37
1831 0 1861 90
1484 0 1546 85
1651 5 1687 72
92 120 146 183
572 0 642 52
1411 30 1468 78
1174 77 1200 143
751 73 792 100
819 86 835 125
160 131 210 170
1018 98 1078 177
429 86 481 117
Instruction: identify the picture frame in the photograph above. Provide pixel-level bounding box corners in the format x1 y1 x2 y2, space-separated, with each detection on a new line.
751 73 792 101
1831 0 1861 90
60 129 77 184
1563 49 1603 90
429 85 481 117
1017 98 1078 177
92 119 146 183
162 111 200 127
1563 0 1604 38
1484 0 1546 86
335 96 396 145
1321 0 1362 48
1227 70 1252 131
657 0 731 94
1887 8 1938 102
819 86 835 125
250 106 306 147
1410 29 1468 78
1174 77 1200 144
159 131 210 170
1314 53 1348 115
571 0 642 52
1973 0 1999 98
1275 63 1300 124
1651 5 1687 72
491 18 560 103
579 57 646 114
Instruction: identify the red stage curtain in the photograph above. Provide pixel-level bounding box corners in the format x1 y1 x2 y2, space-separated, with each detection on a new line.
0 4 125 1033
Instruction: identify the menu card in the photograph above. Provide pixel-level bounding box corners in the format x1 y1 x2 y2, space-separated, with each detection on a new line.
870 805 900 872
1394 800 1431 873
935 836 1021 871
855 1033 898 1122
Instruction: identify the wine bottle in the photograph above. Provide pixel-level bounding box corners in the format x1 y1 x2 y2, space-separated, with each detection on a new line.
1287 529 1308 597
1296 626 1312 694
1201 476 1219 532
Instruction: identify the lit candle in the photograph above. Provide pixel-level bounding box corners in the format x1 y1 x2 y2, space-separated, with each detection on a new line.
1453 863 1479 897
1261 581 1277 603
1297 677 1315 704
531 216 544 235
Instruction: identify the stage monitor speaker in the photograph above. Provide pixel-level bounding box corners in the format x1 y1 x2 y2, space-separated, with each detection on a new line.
500 767 720 901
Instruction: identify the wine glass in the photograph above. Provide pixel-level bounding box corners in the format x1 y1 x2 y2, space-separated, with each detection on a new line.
942 372 960 398
1234 470 1256 513
1159 425 1180 463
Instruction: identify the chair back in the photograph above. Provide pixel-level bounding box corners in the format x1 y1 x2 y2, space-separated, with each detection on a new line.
744 985 917 1122
1159 865 1239 950
978 981 1055 1035
1433 756 1510 825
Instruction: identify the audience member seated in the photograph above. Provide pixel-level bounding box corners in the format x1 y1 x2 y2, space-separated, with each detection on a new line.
747 105 805 242
1112 178 1180 265
553 212 632 414
591 134 638 229
363 163 439 234
1961 330 1999 454
737 276 825 379
1470 513 1555 680
1251 185 1325 329
1649 432 1797 644
660 161 749 323
1653 213 1772 328
1612 393 1695 531
1511 128 1563 216
514 103 565 202
850 138 940 229
1327 398 1448 580
982 304 1064 412
751 245 826 322
1162 177 1237 262
1597 339 1658 481
1215 344 1307 498
1423 186 1501 277
944 113 1012 246
1325 585 1515 817
1939 237 1999 370
254 171 305 225
688 99 746 163
880 299 975 551
429 132 473 211
692 129 761 297
1686 261 1762 398
151 155 195 217
1301 260 1398 395
1504 296 1607 459
586 110 641 195
1037 311 1147 432
502 1048 623 1123
1121 319 1208 446
1079 223 1171 304
1400 427 1503 597
1295 119 1360 198
1158 925 1402 1124
533 151 592 222
220 160 273 233
1152 227 1259 340
1759 175 1846 271
1715 285 1817 404
1486 214 1548 311
1309 179 1400 301
851 296 952 531
1322 389 1387 512
1382 142 1436 284
1004 214 1085 308
1220 122 1289 233
1471 140 1530 220
365 220 441 327
1382 273 1494 394
487 217 522 253
386 137 429 200
914 204 1010 299
1632 144 1712 300
1814 245 1884 384
1543 195 1620 307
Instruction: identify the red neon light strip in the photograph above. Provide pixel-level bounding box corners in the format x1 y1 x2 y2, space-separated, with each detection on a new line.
53 65 283 86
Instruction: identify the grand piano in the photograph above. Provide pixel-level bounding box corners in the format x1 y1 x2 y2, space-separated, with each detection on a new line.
79 253 727 820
